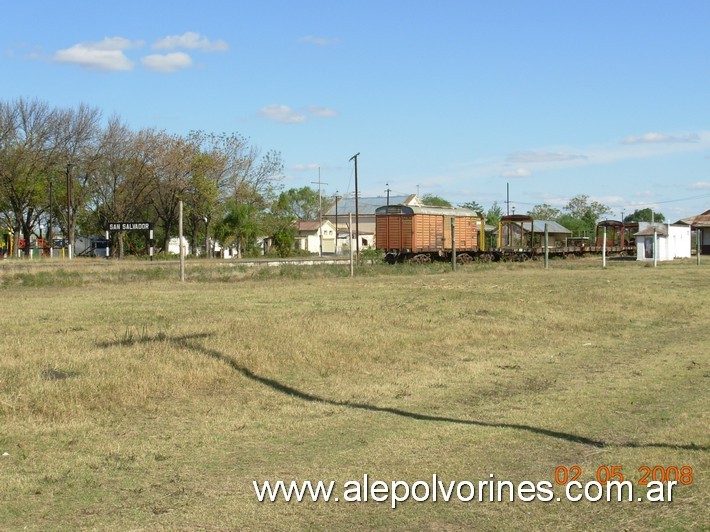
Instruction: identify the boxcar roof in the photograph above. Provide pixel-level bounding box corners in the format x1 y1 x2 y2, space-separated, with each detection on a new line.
375 204 479 217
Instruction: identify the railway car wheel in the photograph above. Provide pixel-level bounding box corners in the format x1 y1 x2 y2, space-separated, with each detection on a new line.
410 253 432 264
457 253 473 264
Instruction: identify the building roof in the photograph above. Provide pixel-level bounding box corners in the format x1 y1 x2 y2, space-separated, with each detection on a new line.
490 220 572 235
296 220 334 233
503 220 572 234
635 227 669 237
634 223 669 237
676 209 710 227
375 204 480 217
325 194 419 216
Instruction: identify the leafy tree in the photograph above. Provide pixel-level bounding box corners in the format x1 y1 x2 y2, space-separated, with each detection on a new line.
562 194 612 235
219 199 260 258
459 200 483 212
527 203 561 220
275 187 322 220
556 213 587 236
623 208 664 223
485 201 503 227
0 99 62 255
421 194 452 207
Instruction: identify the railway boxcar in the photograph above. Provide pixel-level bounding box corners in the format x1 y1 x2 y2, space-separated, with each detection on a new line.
375 204 485 263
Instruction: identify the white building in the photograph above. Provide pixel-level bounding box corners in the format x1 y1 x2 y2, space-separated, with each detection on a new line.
634 222 691 261
295 220 337 254
167 236 190 255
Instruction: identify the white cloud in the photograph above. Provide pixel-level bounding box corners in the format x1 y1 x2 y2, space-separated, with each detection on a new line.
500 167 532 178
53 37 140 71
306 106 337 117
259 104 306 124
506 151 587 163
299 35 338 46
153 32 228 52
591 195 625 205
290 163 321 172
622 131 700 145
688 181 710 190
141 52 192 73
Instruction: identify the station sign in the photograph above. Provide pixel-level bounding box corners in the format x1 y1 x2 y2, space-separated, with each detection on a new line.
107 222 153 232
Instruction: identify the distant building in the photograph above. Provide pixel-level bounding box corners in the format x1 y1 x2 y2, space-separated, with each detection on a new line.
677 209 710 255
634 222 691 261
295 220 337 254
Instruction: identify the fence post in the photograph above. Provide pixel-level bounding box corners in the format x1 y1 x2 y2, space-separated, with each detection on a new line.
451 217 456 271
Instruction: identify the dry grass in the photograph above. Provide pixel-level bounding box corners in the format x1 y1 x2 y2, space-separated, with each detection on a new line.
0 257 708 530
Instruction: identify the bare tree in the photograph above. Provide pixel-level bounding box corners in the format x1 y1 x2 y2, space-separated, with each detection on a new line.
0 98 63 255
91 117 155 257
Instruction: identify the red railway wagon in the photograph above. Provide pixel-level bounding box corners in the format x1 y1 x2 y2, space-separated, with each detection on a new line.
375 204 485 263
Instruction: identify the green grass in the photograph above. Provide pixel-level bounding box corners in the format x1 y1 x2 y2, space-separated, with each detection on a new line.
0 258 708 530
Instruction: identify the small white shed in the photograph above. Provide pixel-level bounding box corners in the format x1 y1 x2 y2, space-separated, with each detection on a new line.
634 222 691 261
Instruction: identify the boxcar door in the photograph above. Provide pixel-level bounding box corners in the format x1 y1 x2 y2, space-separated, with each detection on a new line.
440 215 451 250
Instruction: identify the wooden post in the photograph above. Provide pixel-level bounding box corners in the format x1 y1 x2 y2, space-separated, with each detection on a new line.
451 217 456 271
697 229 701 265
602 228 607 269
179 200 185 282
349 213 354 277
544 223 549 269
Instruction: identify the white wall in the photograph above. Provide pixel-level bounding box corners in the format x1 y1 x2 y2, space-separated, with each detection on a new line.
668 224 691 258
636 224 690 261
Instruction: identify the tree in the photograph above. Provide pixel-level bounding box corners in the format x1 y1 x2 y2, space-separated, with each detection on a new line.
91 117 155 257
210 132 284 257
219 199 260 258
485 201 503 227
623 208 664 223
562 194 612 235
459 200 483 212
275 187 322 221
146 130 199 252
421 194 452 207
0 98 62 255
527 203 561 220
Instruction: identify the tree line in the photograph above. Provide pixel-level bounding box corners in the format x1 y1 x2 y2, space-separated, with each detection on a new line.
0 98 321 258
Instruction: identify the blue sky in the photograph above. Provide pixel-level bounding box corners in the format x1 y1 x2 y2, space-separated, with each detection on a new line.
3 0 709 219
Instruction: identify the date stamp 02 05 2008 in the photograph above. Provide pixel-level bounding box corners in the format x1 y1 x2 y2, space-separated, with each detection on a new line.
554 465 694 486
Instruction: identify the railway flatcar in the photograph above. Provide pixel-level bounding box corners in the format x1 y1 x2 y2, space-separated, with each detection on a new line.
375 204 485 263
594 220 638 255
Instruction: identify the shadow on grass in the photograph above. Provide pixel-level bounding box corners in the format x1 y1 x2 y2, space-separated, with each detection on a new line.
99 333 708 452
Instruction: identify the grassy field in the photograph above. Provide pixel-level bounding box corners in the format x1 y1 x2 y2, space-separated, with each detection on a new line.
0 257 708 530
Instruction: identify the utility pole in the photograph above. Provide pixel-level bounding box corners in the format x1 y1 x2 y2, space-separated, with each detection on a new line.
48 176 54 258
505 182 510 216
350 153 360 263
66 163 74 259
385 183 391 206
179 200 185 281
334 191 342 255
311 167 328 257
